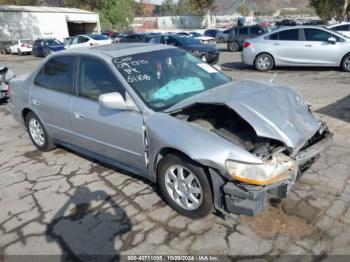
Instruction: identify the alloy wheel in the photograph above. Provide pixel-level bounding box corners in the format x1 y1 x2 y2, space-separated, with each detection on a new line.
257 56 271 70
344 56 350 71
164 165 203 210
28 118 45 146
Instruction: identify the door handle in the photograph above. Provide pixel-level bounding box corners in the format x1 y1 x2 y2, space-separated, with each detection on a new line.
305 44 313 47
32 99 40 106
273 43 280 46
74 112 87 119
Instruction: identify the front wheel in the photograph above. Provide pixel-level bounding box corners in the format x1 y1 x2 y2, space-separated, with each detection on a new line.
25 112 56 152
341 54 350 72
255 53 274 72
157 154 213 219
18 49 22 56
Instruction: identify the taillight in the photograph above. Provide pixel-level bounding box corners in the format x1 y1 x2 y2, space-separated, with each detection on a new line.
21 44 28 47
243 42 251 48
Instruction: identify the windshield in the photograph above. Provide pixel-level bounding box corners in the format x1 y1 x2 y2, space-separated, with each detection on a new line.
176 36 201 45
90 34 109 40
22 40 33 44
113 49 231 111
190 32 202 37
327 28 349 38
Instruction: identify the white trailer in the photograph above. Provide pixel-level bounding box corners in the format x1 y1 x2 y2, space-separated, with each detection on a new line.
0 5 101 43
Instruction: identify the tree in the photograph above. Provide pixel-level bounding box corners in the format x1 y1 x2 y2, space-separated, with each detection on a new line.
188 0 215 16
0 0 38 4
133 0 146 17
161 0 175 16
310 0 349 22
98 0 133 30
237 4 251 16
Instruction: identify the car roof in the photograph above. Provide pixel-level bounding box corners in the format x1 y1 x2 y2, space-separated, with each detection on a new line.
269 25 331 33
58 43 176 58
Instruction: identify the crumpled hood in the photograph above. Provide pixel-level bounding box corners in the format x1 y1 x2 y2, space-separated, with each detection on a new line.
166 80 321 151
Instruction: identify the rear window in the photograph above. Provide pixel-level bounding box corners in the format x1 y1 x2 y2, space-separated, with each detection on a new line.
239 27 249 35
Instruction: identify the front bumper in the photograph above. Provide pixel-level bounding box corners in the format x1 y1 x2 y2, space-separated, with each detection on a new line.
223 131 333 216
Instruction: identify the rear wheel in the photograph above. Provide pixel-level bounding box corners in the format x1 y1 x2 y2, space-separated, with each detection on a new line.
157 154 213 219
25 112 56 152
255 53 274 72
18 49 22 56
341 54 350 72
227 41 240 52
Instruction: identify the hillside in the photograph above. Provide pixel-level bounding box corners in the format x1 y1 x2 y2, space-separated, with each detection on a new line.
214 0 309 15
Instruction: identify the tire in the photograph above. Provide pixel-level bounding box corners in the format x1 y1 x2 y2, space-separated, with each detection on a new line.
255 53 274 72
25 112 56 152
341 53 350 72
227 41 240 52
157 154 213 219
18 49 22 56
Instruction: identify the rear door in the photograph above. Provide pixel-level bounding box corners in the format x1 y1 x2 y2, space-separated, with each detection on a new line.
266 29 304 65
71 56 146 173
301 28 342 65
30 56 76 142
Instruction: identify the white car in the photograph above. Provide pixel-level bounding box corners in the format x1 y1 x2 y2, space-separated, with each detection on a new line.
188 32 216 46
9 40 33 55
65 34 113 49
328 22 350 38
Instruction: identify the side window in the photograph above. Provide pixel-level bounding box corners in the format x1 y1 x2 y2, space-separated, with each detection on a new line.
78 57 124 101
34 56 75 94
304 29 331 41
279 29 299 41
239 27 248 35
269 32 278 40
251 27 263 35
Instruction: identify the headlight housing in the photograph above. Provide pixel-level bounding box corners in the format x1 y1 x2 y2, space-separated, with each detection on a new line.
226 153 297 185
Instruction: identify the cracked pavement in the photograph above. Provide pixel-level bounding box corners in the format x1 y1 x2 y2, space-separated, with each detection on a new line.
0 47 350 258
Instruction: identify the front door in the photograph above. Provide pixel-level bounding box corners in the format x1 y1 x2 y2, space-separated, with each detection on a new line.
300 28 342 66
71 56 146 174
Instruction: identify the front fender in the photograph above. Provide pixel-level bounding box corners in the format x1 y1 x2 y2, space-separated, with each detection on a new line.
145 112 262 178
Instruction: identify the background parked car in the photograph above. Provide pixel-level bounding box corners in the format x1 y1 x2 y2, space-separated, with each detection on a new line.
65 34 112 49
149 34 219 64
328 22 350 37
33 38 65 57
177 32 216 46
9 40 33 55
275 19 297 27
241 26 350 72
227 25 269 52
0 40 16 55
119 33 155 43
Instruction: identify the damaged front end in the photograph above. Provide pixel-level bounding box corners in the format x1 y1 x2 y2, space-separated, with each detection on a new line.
170 101 333 216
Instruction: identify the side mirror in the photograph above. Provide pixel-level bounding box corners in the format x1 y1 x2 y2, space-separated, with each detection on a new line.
328 37 337 44
98 92 138 111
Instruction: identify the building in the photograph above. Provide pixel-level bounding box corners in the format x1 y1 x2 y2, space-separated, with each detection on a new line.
0 5 101 42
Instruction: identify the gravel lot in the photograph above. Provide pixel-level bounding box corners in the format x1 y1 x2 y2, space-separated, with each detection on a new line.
0 45 350 258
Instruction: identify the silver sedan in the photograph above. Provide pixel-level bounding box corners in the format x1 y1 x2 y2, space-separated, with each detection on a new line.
9 44 332 218
242 26 350 72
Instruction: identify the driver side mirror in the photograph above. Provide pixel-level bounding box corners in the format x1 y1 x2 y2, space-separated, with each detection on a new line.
98 92 138 111
328 37 337 44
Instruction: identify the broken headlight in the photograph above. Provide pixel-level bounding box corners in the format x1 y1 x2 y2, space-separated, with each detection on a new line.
226 153 298 185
